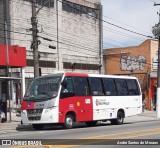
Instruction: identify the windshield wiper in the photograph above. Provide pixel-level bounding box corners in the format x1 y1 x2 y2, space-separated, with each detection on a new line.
41 92 52 99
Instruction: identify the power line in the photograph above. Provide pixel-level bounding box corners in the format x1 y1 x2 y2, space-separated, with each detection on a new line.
1 0 152 53
3 1 147 49
37 12 144 48
0 35 31 42
58 0 153 38
103 15 152 35
0 28 31 36
38 35 99 54
40 31 99 51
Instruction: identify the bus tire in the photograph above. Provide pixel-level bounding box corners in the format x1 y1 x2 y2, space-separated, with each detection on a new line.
110 111 124 125
32 124 44 130
86 121 97 127
64 114 74 129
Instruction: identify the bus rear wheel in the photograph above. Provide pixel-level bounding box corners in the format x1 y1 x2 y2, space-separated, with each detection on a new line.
64 114 74 129
32 124 44 130
110 111 124 125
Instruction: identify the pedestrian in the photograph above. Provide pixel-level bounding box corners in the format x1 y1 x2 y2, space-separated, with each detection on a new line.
142 94 146 112
0 100 5 123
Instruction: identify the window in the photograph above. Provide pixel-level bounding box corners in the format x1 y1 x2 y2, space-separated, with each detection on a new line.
60 77 75 99
62 0 98 17
66 77 74 93
25 76 62 97
38 0 54 8
102 78 117 96
89 77 104 96
73 77 90 96
115 79 128 96
62 1 72 12
126 79 140 95
75 4 81 14
24 0 54 8
82 6 87 14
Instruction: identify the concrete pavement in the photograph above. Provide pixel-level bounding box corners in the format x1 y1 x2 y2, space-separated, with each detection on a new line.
0 109 159 133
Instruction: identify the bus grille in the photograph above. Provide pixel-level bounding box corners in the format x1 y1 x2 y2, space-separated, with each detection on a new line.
27 109 43 121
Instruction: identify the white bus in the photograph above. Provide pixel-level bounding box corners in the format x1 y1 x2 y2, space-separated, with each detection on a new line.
21 72 142 130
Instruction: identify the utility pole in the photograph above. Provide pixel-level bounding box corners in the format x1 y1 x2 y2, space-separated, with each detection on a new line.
31 0 39 77
99 4 103 74
4 0 11 122
5 20 11 122
152 3 160 118
56 0 60 71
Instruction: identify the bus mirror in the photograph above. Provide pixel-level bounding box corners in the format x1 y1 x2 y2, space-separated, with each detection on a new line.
61 79 67 88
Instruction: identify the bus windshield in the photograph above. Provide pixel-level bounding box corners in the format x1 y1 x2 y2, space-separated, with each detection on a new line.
24 75 62 101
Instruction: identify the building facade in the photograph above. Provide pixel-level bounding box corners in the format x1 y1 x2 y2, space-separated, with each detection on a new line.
0 0 102 108
104 39 158 110
0 0 102 76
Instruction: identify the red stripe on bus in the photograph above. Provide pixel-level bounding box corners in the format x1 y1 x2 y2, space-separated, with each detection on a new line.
21 101 35 110
65 72 88 77
59 96 93 123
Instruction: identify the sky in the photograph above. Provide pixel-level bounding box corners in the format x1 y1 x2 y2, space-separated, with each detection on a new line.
101 0 160 49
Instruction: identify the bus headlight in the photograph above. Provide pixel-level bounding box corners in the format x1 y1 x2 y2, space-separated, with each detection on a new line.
21 110 25 114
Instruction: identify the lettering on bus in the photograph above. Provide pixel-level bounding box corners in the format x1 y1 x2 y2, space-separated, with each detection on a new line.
95 99 109 106
36 77 61 85
69 104 74 109
85 99 91 104
35 103 45 108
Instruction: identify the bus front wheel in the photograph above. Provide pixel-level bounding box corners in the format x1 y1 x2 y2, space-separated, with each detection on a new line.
64 114 74 129
110 111 124 125
32 124 44 130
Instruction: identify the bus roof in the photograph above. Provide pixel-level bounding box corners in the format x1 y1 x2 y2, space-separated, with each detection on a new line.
64 72 137 80
34 72 137 80
88 74 137 79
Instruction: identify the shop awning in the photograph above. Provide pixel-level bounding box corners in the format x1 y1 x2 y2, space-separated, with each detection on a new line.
0 77 21 80
0 44 26 67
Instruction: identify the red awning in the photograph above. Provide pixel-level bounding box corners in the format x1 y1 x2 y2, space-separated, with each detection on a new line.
0 44 26 67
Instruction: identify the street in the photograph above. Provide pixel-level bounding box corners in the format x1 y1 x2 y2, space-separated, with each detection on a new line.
0 119 160 148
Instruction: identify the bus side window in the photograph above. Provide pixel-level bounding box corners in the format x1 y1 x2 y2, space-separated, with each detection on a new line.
73 77 90 96
60 77 75 99
102 78 117 96
89 77 104 96
115 79 128 96
126 79 140 95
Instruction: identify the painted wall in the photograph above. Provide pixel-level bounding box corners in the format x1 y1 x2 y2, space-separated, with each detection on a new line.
104 39 159 110
105 40 151 75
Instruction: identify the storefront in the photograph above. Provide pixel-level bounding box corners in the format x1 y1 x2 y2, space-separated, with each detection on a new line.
147 72 157 111
0 44 26 122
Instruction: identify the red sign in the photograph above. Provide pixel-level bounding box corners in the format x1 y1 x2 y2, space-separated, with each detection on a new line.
0 44 26 67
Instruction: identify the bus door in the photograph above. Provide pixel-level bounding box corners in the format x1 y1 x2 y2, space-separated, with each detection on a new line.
89 77 107 120
59 76 93 123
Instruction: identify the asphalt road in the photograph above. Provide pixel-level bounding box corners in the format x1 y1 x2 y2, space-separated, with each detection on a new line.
0 120 160 148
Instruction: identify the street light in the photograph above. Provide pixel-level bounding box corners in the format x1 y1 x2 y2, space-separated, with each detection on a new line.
152 23 160 118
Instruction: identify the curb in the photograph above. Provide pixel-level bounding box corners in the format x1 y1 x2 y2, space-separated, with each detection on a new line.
16 124 33 130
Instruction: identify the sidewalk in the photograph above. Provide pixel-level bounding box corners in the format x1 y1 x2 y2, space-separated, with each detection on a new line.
124 109 158 123
0 110 23 133
0 110 159 132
